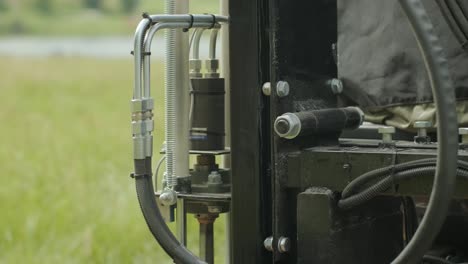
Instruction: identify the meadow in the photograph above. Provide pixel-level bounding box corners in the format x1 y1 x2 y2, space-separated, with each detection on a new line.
0 57 227 263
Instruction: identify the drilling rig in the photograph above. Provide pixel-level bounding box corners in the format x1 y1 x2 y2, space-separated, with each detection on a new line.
130 0 468 263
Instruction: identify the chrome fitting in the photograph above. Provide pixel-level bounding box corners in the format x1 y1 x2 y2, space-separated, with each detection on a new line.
204 59 220 78
274 113 301 139
131 98 154 113
189 59 203 78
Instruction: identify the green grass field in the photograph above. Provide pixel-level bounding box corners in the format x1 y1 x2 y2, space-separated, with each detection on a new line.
0 57 226 263
0 1 217 36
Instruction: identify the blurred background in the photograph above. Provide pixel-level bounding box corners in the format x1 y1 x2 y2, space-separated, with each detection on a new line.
0 1 227 263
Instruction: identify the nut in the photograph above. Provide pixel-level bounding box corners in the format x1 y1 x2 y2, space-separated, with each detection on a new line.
205 59 219 71
330 78 343 94
276 81 290 97
207 171 223 185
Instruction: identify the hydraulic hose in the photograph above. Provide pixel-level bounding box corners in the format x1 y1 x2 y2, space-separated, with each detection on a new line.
209 29 219 60
192 28 206 60
436 0 468 49
341 159 468 199
134 158 205 264
338 166 468 210
396 1 458 263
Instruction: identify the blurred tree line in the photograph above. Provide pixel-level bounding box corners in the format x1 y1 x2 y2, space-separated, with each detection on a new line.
0 0 140 14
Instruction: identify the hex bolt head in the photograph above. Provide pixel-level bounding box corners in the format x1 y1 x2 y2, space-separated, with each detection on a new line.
207 171 223 185
330 78 343 94
276 81 290 98
459 128 468 143
262 82 271 96
277 237 291 253
378 126 396 143
264 236 274 252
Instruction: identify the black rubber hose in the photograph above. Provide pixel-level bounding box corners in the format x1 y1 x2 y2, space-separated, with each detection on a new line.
436 0 468 48
447 0 468 39
338 167 468 210
341 160 468 199
394 2 458 262
134 158 205 264
341 158 437 198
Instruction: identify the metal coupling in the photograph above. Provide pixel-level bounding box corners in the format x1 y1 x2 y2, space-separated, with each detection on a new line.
413 120 432 144
160 189 178 206
276 81 290 98
131 98 154 159
189 59 203 78
274 113 302 139
204 59 220 78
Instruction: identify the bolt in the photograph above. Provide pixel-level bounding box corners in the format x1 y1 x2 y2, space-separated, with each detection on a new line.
343 163 351 170
459 128 468 144
207 171 223 185
160 189 177 206
262 82 271 96
277 237 291 253
276 81 290 98
264 236 274 252
330 78 343 94
414 121 432 144
274 113 301 139
378 126 396 144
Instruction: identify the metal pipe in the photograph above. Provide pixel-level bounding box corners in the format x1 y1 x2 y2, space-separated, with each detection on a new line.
220 2 231 263
209 29 219 59
177 198 187 245
133 19 151 99
193 29 206 60
220 0 231 170
134 13 229 101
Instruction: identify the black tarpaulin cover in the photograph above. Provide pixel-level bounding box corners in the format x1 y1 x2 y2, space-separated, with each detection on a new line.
338 0 468 111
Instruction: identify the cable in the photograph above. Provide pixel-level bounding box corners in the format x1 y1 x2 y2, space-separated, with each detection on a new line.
341 160 468 199
339 166 468 210
423 255 454 264
154 155 166 191
391 1 459 263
